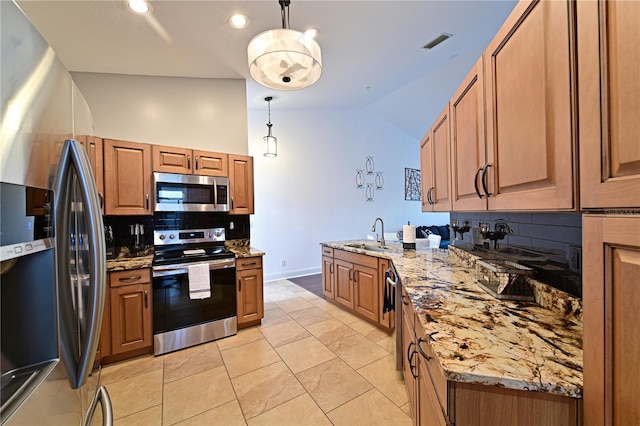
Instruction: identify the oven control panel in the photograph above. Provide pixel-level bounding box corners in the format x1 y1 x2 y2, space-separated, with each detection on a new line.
154 228 225 246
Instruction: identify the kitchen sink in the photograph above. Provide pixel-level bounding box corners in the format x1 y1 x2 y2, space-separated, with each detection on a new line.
344 242 391 252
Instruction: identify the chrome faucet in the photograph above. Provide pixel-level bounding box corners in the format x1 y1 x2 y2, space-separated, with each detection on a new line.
479 219 514 249
494 219 514 236
371 217 385 247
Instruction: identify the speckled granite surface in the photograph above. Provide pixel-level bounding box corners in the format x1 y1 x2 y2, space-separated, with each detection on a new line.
227 246 266 258
106 254 154 271
321 240 583 398
106 245 265 271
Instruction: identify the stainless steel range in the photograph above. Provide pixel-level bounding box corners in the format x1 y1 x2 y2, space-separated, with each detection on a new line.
152 227 236 355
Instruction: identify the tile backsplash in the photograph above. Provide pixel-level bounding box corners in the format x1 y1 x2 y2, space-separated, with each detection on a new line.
103 213 250 251
450 212 582 265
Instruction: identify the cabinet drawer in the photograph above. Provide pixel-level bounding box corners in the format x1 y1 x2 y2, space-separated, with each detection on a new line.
415 321 448 416
237 256 262 271
334 249 378 269
321 246 334 257
109 268 151 288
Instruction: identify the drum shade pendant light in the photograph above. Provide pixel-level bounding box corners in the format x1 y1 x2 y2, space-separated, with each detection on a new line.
263 97 277 157
248 0 322 90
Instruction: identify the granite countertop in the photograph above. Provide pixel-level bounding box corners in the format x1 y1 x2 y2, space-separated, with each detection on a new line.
106 246 265 271
321 240 583 399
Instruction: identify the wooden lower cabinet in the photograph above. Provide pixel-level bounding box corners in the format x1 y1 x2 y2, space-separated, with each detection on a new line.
583 215 640 425
402 293 418 421
334 259 355 309
321 247 335 299
108 269 152 356
236 256 264 327
323 247 392 328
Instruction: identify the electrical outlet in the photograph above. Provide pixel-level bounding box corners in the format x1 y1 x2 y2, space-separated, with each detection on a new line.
569 246 582 273
281 260 286 267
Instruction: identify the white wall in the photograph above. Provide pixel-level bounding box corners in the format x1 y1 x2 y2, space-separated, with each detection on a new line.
71 72 248 154
248 107 449 281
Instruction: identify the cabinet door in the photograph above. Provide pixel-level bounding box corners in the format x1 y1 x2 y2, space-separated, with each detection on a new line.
353 264 378 323
237 267 264 325
451 59 488 211
485 0 576 211
578 1 640 209
229 154 254 214
334 259 355 309
77 136 104 207
583 215 640 425
110 283 152 355
104 139 152 215
417 356 446 426
431 104 452 211
193 150 228 177
152 145 192 174
95 287 111 363
322 255 335 300
402 307 417 421
420 131 434 212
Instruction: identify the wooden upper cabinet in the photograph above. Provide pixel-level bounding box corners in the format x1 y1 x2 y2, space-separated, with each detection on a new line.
104 139 152 215
193 150 228 176
420 131 433 212
583 215 640 425
77 136 104 212
450 58 487 211
578 0 640 209
152 145 228 177
484 0 576 211
421 105 452 212
228 154 254 214
152 145 191 174
431 105 452 211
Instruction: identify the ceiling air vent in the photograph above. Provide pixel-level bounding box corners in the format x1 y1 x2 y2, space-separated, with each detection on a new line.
423 33 453 49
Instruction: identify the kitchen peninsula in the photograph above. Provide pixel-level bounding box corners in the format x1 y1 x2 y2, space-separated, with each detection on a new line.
321 240 583 425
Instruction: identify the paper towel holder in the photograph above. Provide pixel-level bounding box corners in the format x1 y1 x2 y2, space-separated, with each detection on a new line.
402 222 416 251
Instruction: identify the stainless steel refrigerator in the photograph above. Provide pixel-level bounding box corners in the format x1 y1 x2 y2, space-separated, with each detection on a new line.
1 1 112 424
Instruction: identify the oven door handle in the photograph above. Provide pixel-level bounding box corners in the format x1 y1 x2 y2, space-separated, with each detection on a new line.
152 259 236 277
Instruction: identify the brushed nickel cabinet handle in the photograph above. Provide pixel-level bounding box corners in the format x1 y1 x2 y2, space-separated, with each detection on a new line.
416 337 432 361
187 155 191 170
474 167 484 199
195 156 199 170
144 290 148 308
119 275 142 282
146 194 149 210
482 163 492 197
241 261 257 267
238 277 242 292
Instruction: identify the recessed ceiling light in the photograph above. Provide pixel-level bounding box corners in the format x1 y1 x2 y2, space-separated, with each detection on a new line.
128 0 151 14
229 13 249 29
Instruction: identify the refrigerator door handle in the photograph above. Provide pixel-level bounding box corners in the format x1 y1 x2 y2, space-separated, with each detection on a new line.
84 386 113 426
54 139 106 389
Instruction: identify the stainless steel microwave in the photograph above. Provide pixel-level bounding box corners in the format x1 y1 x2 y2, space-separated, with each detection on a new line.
153 172 229 212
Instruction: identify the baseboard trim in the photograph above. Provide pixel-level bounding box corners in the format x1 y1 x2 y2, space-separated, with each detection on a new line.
265 267 322 282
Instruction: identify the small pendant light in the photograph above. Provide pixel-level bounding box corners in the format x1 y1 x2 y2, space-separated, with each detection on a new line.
263 96 277 157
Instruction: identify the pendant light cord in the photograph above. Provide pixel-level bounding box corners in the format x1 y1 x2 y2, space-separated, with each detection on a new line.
279 0 291 29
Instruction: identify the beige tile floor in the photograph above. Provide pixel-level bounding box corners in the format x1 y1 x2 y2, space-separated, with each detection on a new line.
102 279 412 425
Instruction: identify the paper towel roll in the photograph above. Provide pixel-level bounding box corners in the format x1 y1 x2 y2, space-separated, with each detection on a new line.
403 225 416 243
